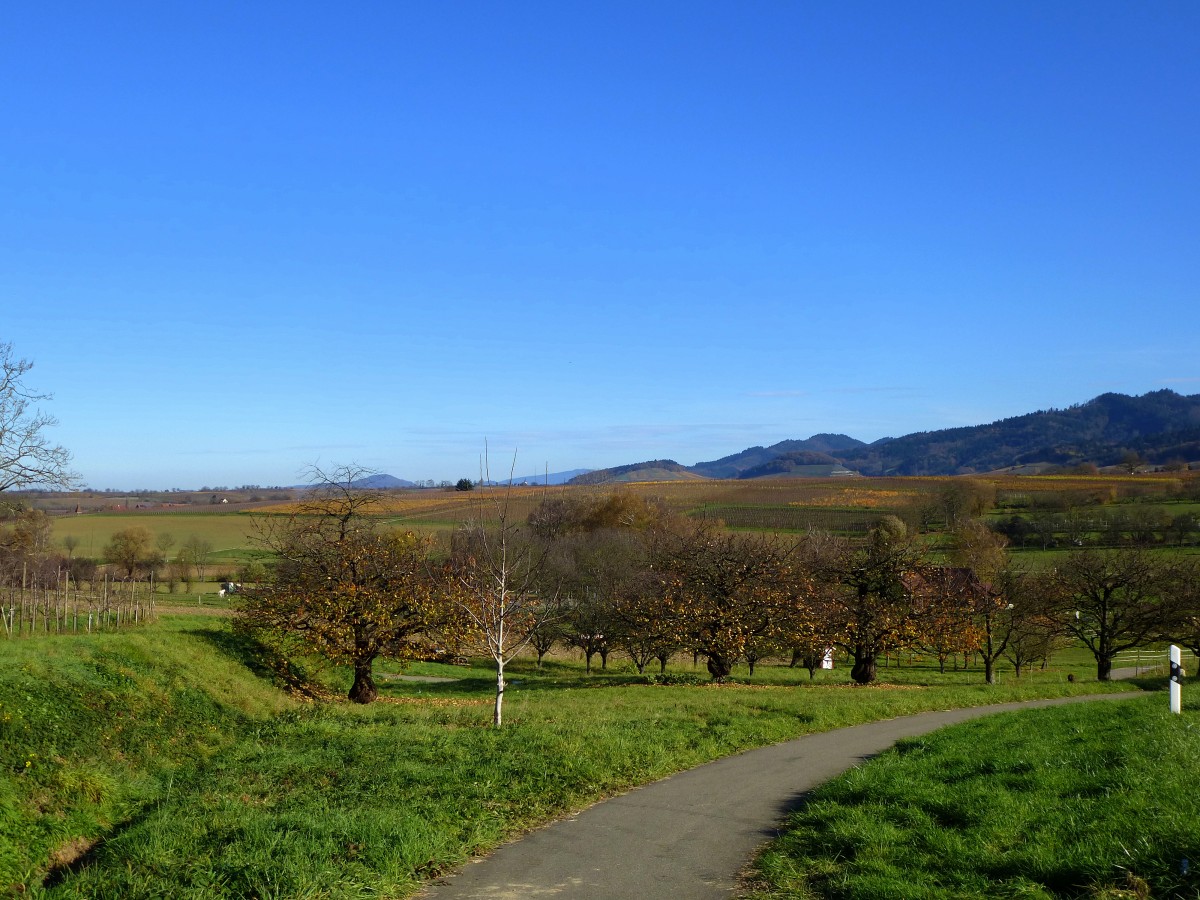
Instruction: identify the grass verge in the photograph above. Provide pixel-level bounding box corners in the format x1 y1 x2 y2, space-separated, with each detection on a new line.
745 696 1198 899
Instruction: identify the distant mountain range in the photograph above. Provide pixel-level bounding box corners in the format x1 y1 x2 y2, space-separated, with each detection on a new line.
570 390 1200 484
503 468 596 486
348 474 415 489
340 469 595 490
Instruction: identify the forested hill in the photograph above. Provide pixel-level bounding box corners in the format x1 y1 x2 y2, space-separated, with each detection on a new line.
571 391 1200 483
840 389 1200 476
568 460 704 485
690 434 867 479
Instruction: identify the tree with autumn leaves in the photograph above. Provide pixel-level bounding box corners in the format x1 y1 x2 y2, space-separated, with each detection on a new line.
236 471 468 704
807 516 926 685
241 467 1177 710
648 520 812 682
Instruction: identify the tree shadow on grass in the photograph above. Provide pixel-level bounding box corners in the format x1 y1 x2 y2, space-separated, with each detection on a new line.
186 625 329 700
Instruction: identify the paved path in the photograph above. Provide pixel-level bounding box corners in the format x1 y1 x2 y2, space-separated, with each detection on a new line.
419 693 1139 900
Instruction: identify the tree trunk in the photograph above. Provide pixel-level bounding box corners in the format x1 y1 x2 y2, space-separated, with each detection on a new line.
984 657 996 685
850 646 877 685
494 659 506 727
1097 656 1113 681
657 652 669 673
348 659 378 704
706 654 732 682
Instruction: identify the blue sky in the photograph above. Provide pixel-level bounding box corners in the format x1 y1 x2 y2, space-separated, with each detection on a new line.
2 1 1197 489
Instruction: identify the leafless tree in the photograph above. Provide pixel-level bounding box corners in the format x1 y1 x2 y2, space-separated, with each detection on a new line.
1 342 78 495
451 453 561 726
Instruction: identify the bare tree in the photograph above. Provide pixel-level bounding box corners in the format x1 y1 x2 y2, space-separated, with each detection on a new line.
451 456 561 726
0 342 77 495
180 535 214 583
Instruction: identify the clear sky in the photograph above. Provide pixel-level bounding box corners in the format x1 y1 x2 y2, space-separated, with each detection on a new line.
3 1 1197 490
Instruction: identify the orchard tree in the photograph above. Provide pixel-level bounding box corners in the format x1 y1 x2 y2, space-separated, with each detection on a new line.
1049 548 1192 680
529 492 678 674
236 468 465 703
812 516 924 685
552 529 642 673
0 342 77 496
651 522 799 682
950 519 1011 684
1001 571 1068 677
0 507 55 585
911 567 991 673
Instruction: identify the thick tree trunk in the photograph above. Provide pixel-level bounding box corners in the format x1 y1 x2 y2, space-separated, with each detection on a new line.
1097 656 1113 681
850 646 877 685
657 652 669 673
348 659 378 704
984 657 996 685
706 654 732 682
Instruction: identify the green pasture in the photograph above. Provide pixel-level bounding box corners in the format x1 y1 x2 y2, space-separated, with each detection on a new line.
747 697 1199 899
50 511 260 563
2 614 1142 898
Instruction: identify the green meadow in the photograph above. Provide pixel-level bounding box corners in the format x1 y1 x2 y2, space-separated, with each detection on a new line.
746 697 1200 899
50 512 264 576
2 613 1142 898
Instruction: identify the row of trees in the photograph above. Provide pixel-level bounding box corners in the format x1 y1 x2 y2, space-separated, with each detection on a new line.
992 508 1200 549
99 527 217 588
234 475 1200 726
0 510 221 591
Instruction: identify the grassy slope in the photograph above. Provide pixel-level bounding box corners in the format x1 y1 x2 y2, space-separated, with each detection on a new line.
4 620 1137 898
746 696 1199 899
0 617 293 893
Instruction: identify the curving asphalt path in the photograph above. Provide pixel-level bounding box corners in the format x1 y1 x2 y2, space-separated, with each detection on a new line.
418 693 1140 900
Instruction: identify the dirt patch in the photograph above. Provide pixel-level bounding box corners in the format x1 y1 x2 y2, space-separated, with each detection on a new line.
153 604 232 617
48 837 97 870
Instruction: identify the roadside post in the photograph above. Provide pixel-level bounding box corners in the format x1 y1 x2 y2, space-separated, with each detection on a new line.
1170 645 1182 714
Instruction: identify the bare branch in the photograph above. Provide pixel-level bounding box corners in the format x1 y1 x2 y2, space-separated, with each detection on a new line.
0 342 78 492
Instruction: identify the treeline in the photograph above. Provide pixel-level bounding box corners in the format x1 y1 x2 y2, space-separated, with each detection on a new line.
991 508 1200 549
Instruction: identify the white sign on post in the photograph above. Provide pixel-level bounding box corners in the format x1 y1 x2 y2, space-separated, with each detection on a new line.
1170 645 1182 714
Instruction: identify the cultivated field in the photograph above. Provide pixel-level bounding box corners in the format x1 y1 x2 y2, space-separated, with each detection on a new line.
43 471 1200 552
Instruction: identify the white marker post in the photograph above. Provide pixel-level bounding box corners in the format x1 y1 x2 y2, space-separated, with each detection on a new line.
1170 645 1182 714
